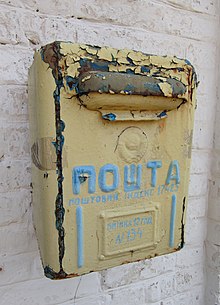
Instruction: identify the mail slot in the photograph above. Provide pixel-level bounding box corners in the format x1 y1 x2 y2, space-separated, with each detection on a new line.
29 42 197 279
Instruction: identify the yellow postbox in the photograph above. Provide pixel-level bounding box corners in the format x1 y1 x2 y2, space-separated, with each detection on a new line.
29 42 197 279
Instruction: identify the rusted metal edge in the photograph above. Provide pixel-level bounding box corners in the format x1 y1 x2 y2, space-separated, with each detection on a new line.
180 196 186 249
44 265 79 280
41 42 67 278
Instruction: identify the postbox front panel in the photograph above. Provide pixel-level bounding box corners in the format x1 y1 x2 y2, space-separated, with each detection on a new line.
29 42 197 279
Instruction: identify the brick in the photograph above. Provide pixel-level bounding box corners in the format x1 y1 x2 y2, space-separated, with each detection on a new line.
185 217 207 246
211 151 220 175
206 218 220 246
173 284 204 305
213 118 220 150
0 123 30 160
75 272 101 298
145 279 161 303
145 273 175 303
188 173 208 197
0 132 6 161
140 254 176 280
0 221 37 256
206 268 220 305
0 6 78 47
0 1 78 17
73 0 218 42
0 190 31 227
0 85 28 122
175 264 204 293
0 46 33 85
76 24 186 59
190 150 211 175
1 0 219 17
206 241 220 272
187 196 207 219
185 0 219 15
176 246 204 267
59 294 111 305
108 284 145 305
101 261 143 289
0 160 31 192
185 41 217 71
194 94 216 124
192 119 215 150
196 67 218 97
0 251 43 286
208 201 220 223
0 276 83 305
153 298 175 305
208 177 220 200
0 7 20 45
3 124 30 160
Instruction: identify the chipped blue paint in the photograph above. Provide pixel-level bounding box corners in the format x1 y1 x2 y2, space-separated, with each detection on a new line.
76 206 84 268
177 67 184 72
79 58 89 67
141 66 150 73
40 48 45 61
124 84 136 93
184 59 192 66
125 68 135 74
143 82 162 95
126 56 135 65
99 84 109 93
169 194 177 247
72 166 96 195
166 78 186 96
90 61 109 72
102 113 116 121
157 111 167 119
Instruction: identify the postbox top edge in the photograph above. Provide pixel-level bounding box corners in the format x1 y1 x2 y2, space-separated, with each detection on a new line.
37 41 197 100
39 41 197 75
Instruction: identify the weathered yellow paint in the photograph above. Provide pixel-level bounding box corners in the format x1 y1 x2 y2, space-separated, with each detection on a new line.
29 42 197 279
158 82 173 97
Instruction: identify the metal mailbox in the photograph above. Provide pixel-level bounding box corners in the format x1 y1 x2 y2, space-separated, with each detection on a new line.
29 42 197 279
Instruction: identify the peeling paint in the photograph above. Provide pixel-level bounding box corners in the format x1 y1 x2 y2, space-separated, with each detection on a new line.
56 41 197 107
102 113 116 121
32 41 197 279
41 42 67 279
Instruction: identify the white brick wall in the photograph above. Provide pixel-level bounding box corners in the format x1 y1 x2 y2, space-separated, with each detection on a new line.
0 1 219 304
206 24 220 303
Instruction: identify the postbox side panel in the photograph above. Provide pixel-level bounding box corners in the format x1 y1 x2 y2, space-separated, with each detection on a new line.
29 53 61 273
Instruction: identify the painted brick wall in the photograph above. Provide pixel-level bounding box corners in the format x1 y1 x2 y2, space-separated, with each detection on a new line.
206 12 220 305
0 1 219 304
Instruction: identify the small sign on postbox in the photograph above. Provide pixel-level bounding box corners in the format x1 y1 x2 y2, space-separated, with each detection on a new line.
29 42 197 279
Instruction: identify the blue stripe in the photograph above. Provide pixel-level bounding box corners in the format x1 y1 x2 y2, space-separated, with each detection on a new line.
76 206 84 268
169 194 177 248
